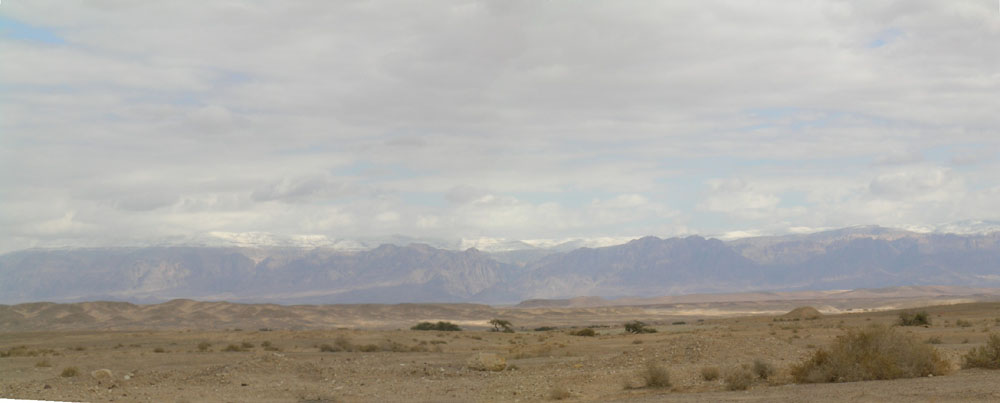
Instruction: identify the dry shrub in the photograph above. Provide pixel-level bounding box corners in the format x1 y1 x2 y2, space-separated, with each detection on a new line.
752 359 775 380
898 311 931 326
358 344 380 352
641 362 671 388
60 367 79 377
197 342 211 352
548 385 572 400
791 325 950 383
724 366 754 390
700 366 720 381
222 344 244 352
35 359 52 368
569 328 596 337
334 335 354 352
963 333 1000 369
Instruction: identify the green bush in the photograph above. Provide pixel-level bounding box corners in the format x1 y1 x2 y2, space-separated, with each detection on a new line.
411 321 462 331
791 325 949 383
624 321 657 334
963 333 1000 369
899 311 931 326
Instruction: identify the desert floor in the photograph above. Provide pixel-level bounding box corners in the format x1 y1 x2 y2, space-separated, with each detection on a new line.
3 302 1000 402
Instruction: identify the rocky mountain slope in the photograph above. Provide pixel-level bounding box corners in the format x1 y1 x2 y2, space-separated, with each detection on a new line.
2 226 1000 304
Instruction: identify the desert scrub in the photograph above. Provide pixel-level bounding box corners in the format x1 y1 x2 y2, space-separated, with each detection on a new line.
60 367 79 377
548 384 572 400
640 362 671 388
898 311 931 326
35 359 52 367
962 333 1000 369
411 321 461 331
222 344 245 352
197 342 211 352
358 344 380 352
752 359 775 380
153 347 166 353
700 366 720 381
790 325 949 383
334 335 354 352
624 320 657 334
724 366 754 390
569 328 596 337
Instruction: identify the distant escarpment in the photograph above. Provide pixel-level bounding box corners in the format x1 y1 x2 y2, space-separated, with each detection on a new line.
2 226 1000 304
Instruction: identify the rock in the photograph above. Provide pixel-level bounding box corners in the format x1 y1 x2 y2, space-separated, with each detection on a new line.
466 353 506 371
91 369 113 380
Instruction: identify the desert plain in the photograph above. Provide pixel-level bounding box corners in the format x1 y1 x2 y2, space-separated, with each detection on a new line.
3 289 1000 402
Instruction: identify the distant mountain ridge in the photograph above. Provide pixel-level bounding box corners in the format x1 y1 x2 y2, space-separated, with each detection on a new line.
2 226 1000 304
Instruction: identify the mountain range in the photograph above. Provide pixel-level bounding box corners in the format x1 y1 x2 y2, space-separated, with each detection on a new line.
2 226 1000 305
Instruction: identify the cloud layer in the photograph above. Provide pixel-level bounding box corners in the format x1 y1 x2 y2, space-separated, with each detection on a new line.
1 1 999 252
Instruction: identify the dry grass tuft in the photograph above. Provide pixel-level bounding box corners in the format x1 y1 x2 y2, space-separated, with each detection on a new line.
752 359 775 380
700 366 720 381
640 362 671 388
724 366 754 390
963 333 1000 369
791 325 950 383
548 384 572 400
60 367 79 377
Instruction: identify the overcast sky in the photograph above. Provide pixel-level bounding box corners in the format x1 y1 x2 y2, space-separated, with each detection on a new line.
1 1 999 253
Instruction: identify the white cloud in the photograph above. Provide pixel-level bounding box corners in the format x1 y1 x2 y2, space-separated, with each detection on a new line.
1 1 998 252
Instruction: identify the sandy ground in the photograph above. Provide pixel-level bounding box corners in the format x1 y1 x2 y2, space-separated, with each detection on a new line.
2 302 1000 402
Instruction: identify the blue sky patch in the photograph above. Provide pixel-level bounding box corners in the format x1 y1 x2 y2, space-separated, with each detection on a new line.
0 16 66 44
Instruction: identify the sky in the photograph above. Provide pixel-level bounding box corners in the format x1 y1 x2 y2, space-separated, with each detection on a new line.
1 1 999 253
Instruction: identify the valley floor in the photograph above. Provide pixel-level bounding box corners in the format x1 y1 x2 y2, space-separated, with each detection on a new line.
2 303 1000 402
